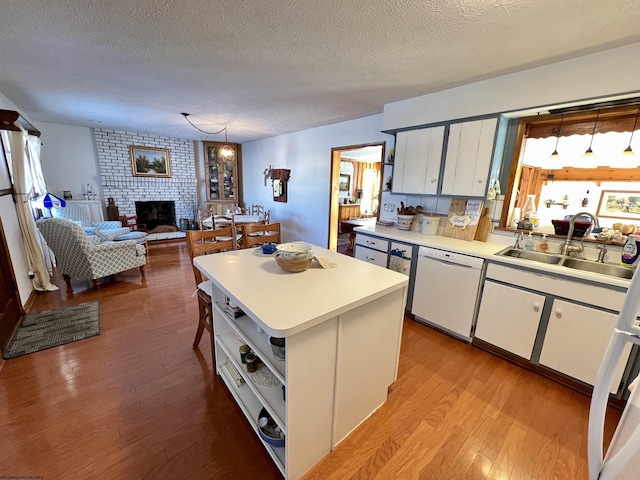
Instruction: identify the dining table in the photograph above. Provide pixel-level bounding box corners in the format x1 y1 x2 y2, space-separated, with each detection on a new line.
201 214 264 229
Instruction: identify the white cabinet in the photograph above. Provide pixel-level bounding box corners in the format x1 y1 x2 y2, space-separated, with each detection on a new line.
441 118 498 196
66 200 104 222
475 281 544 359
392 126 445 194
540 299 632 394
354 233 389 268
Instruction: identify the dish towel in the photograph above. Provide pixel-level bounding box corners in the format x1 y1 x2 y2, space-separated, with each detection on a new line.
388 255 403 272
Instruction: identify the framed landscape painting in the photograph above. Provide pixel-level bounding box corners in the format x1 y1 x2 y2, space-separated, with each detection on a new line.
130 146 171 178
596 190 640 220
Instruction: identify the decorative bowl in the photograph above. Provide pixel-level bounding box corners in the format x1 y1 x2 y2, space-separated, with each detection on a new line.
396 214 415 231
258 408 285 447
275 242 313 260
274 252 313 272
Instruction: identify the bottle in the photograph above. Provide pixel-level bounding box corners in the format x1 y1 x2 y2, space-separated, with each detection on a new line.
621 235 640 268
537 234 549 253
523 232 535 251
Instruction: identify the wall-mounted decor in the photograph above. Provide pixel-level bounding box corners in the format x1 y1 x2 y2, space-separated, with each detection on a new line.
339 174 351 192
271 168 291 203
597 190 640 220
130 146 171 178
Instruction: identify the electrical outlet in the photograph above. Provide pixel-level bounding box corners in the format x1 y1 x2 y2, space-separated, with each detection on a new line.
384 203 395 212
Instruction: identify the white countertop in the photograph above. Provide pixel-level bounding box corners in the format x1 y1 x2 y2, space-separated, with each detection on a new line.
194 244 409 337
355 224 633 290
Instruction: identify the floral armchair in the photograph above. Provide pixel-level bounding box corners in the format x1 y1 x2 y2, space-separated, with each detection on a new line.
37 218 146 289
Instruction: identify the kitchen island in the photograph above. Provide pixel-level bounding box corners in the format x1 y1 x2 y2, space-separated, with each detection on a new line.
194 245 408 479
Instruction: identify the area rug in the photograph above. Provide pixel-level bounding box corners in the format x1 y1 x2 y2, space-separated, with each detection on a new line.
3 301 100 359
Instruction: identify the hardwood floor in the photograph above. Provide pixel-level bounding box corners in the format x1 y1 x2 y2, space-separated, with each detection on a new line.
0 241 620 479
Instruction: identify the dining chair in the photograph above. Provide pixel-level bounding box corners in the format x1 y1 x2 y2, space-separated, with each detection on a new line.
242 222 281 249
251 204 265 216
263 209 271 224
186 227 237 362
198 207 213 230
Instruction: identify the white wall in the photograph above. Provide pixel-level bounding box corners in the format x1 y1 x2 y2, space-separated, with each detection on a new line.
38 122 100 200
383 42 640 130
0 91 35 304
241 115 391 246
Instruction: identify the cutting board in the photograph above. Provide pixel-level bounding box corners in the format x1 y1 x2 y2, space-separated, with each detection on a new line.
474 207 492 242
443 198 484 242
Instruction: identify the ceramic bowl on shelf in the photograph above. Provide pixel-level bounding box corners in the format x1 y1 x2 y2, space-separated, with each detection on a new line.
258 408 285 447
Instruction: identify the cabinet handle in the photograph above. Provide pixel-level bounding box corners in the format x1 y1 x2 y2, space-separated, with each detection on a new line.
533 302 541 312
478 179 484 183
431 178 437 183
366 240 375 244
555 309 562 318
365 256 375 261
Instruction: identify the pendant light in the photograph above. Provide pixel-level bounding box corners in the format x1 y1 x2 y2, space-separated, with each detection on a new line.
622 105 640 156
583 109 600 157
549 113 565 158
219 127 235 159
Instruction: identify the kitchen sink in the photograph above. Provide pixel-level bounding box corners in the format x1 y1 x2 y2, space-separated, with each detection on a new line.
496 248 563 265
561 258 634 279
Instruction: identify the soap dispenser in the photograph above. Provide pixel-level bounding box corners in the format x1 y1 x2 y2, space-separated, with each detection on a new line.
621 234 640 268
536 234 549 253
523 232 535 251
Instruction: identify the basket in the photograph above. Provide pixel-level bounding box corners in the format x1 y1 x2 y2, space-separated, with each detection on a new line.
274 252 313 272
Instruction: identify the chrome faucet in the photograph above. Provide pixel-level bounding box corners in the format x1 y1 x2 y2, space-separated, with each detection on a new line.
560 212 600 256
513 231 523 249
595 244 607 263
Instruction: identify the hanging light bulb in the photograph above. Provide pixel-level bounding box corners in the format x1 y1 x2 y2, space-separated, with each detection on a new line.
220 127 234 158
549 113 564 158
622 105 640 156
583 109 600 157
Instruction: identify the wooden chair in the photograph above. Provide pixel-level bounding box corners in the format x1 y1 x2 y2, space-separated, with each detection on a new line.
120 215 147 232
242 222 281 249
263 209 271 224
198 207 213 230
251 204 265 216
186 227 237 361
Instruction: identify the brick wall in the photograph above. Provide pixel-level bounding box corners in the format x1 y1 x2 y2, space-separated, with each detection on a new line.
94 129 197 223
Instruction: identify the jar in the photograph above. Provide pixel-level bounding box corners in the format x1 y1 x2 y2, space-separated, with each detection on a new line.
239 344 250 364
245 352 258 372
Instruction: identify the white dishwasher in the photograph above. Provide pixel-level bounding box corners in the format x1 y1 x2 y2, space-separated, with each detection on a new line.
412 246 484 341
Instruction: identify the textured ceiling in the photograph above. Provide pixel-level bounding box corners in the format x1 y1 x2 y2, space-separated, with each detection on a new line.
0 0 639 143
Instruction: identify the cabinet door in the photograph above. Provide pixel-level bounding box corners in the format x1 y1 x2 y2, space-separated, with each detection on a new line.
204 142 239 202
540 300 631 393
392 126 445 194
441 118 497 196
475 281 544 359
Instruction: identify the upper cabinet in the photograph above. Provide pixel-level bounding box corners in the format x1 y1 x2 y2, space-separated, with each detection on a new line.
392 125 445 195
203 141 240 203
441 118 498 197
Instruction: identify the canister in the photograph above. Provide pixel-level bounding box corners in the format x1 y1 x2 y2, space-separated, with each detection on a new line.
421 215 441 235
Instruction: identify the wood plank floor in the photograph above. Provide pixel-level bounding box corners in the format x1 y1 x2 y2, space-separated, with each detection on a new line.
0 241 621 479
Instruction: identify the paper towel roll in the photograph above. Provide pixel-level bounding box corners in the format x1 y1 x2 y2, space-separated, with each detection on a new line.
511 208 521 228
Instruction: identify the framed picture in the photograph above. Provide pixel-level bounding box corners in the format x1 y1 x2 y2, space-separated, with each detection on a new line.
130 146 171 178
63 190 72 200
339 174 351 192
597 190 640 220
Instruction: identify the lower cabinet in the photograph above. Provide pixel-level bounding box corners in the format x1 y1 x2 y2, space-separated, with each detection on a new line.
354 233 389 268
540 299 632 394
474 281 544 359
475 263 635 396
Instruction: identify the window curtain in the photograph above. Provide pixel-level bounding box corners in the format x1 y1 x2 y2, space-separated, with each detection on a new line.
8 128 58 291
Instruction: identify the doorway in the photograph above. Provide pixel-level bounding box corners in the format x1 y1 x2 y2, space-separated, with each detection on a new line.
0 217 24 359
328 143 385 252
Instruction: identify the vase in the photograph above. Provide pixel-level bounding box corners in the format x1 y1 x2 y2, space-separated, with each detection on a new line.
522 194 537 220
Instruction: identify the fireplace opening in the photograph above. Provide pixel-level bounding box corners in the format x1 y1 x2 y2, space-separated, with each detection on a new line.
135 201 177 232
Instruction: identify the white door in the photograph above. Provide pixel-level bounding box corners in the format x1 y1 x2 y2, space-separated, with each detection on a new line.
540 299 632 393
475 281 544 359
441 118 497 196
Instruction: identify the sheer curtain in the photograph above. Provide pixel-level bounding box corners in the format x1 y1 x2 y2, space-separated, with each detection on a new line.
6 128 58 291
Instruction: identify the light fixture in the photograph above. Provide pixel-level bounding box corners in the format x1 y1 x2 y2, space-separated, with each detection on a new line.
583 109 600 157
622 105 640 156
181 112 234 158
549 113 564 158
219 127 235 159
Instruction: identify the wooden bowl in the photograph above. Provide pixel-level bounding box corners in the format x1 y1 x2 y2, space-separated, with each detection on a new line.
274 252 313 272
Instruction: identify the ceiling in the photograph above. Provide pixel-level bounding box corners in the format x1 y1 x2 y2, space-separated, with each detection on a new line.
1 0 639 144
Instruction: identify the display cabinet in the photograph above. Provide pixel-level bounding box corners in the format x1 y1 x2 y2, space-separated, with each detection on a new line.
203 141 240 204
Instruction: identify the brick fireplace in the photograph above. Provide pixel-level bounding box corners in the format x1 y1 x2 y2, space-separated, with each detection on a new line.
135 201 177 232
93 129 197 226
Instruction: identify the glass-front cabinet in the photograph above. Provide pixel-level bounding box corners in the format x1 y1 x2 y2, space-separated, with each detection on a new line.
203 141 240 203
